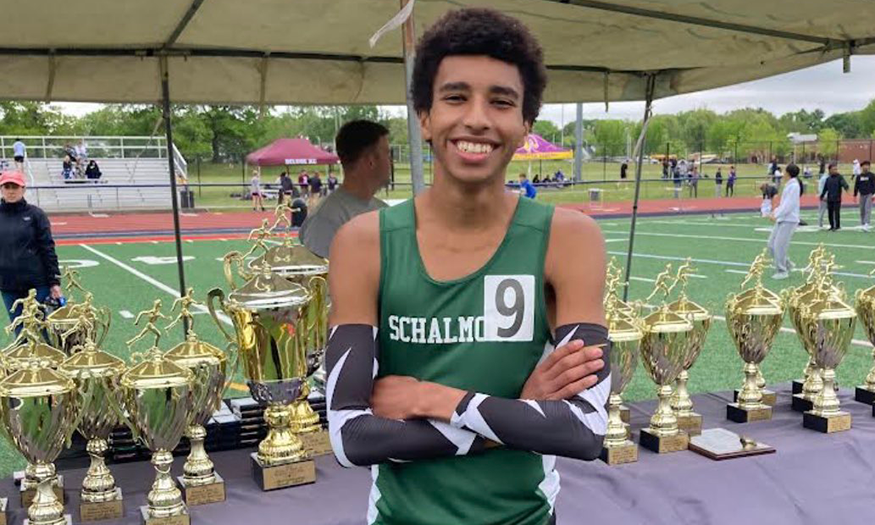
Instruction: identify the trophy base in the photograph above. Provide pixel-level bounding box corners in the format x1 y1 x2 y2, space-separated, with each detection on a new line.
600 441 638 465
24 516 71 525
854 386 875 405
139 506 190 525
298 429 333 457
803 411 851 434
250 453 316 491
80 488 124 522
726 403 772 423
791 394 814 413
0 497 6 525
619 405 630 424
177 474 225 506
639 428 689 454
791 380 804 395
675 413 702 436
21 475 65 507
733 389 776 407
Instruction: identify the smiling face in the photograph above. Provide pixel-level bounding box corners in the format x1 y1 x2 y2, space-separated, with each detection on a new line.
419 55 529 186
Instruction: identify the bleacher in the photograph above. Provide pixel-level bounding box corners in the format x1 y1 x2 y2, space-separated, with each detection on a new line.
1 135 186 213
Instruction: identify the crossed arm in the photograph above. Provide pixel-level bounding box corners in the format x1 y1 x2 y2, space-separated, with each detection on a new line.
326 208 610 467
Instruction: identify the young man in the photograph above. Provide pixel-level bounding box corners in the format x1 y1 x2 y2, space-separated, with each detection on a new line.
12 138 25 171
820 163 850 231
518 172 537 199
299 120 390 258
326 9 609 525
853 160 874 231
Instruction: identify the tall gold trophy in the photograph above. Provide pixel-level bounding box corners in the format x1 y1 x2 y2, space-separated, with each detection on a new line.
667 260 711 437
725 253 784 423
57 312 127 522
222 205 331 456
638 266 695 454
853 269 875 405
208 264 317 491
599 260 643 465
45 268 111 356
3 295 68 507
121 303 194 525
164 288 230 506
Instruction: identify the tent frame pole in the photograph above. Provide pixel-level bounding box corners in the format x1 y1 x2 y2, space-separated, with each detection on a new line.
622 74 656 302
573 102 583 182
160 57 189 333
401 0 425 195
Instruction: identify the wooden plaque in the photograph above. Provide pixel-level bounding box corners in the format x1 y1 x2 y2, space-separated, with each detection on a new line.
299 429 333 457
689 428 775 460
177 475 226 506
251 453 316 491
139 507 190 525
80 489 124 522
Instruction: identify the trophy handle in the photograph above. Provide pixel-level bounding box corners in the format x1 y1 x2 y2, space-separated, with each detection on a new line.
66 371 98 448
105 382 142 443
206 288 235 344
95 306 112 347
222 251 248 291
221 341 241 397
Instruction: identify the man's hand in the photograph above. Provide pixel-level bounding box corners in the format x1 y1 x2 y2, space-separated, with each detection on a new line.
520 339 605 401
768 213 776 222
371 376 466 422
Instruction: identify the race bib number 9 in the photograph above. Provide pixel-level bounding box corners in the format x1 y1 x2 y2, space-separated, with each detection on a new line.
483 275 535 342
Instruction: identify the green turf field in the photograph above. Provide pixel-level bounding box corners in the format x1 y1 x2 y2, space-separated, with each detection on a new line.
0 209 873 476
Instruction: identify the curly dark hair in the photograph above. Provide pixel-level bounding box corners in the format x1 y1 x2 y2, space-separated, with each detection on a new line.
412 8 547 125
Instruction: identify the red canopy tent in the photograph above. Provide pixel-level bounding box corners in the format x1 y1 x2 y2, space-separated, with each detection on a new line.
246 138 339 166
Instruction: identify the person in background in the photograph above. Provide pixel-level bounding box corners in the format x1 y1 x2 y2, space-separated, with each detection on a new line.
687 165 699 198
250 170 265 211
308 171 323 206
12 138 26 171
768 164 802 280
820 163 850 231
818 156 826 177
0 171 62 334
75 139 88 176
803 165 812 179
817 167 829 229
532 173 540 184
760 182 778 216
61 155 75 181
277 171 294 205
852 159 861 178
620 159 628 180
714 167 723 197
662 159 669 179
299 120 390 259
518 173 537 199
768 157 778 178
726 165 736 197
85 160 102 180
853 160 874 232
298 170 310 198
326 172 338 195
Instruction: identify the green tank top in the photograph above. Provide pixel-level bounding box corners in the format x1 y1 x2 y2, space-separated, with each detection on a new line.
375 196 556 525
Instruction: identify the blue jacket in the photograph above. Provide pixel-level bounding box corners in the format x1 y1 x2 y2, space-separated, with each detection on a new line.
520 180 537 199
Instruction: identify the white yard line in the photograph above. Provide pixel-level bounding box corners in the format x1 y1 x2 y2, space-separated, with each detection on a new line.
80 244 232 326
601 229 875 251
629 276 655 283
119 310 134 319
857 261 875 265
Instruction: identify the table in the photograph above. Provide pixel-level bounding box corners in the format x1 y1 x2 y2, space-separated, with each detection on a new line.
5 383 875 525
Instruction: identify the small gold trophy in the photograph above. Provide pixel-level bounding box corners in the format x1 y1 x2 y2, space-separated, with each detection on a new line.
599 261 643 465
164 288 230 506
638 266 695 454
58 313 127 522
853 269 875 405
45 268 111 356
725 253 784 423
667 259 711 437
121 303 194 525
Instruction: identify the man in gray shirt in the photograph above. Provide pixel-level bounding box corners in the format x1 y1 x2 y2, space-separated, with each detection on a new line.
299 120 391 258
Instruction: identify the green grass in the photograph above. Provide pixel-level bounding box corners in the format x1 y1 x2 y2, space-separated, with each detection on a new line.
1 210 873 476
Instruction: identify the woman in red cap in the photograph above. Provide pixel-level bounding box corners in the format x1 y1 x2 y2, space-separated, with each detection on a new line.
0 171 62 334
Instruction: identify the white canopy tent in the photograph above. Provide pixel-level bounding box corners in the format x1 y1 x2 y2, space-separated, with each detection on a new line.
5 0 873 301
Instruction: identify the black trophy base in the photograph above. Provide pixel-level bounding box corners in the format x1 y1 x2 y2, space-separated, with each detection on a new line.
599 441 638 465
139 506 190 525
726 403 772 423
24 516 70 525
250 453 316 491
80 488 124 522
177 473 225 506
791 380 804 395
675 413 703 436
855 386 875 405
734 389 776 407
792 394 815 412
21 475 65 507
639 428 689 454
803 411 851 433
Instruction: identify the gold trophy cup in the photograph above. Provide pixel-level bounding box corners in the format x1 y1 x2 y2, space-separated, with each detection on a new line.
45 269 111 356
853 270 875 405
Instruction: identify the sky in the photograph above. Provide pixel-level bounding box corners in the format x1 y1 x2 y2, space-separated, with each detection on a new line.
56 56 875 126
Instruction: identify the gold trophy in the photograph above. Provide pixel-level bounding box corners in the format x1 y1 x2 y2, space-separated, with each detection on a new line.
121 303 194 525
798 280 857 433
638 266 695 454
725 253 784 423
208 264 317 491
57 313 127 522
164 288 230 506
45 268 111 356
222 205 331 456
3 296 68 507
0 356 82 525
853 269 875 405
599 261 643 465
667 260 711 437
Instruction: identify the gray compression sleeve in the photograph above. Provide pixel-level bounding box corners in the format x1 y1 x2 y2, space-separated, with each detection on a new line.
449 323 611 461
325 324 486 467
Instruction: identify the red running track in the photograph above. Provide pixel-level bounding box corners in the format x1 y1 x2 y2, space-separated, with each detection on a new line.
48 194 822 244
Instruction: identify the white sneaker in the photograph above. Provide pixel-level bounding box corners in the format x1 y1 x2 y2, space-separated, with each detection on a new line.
771 272 789 280
864 225 871 232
